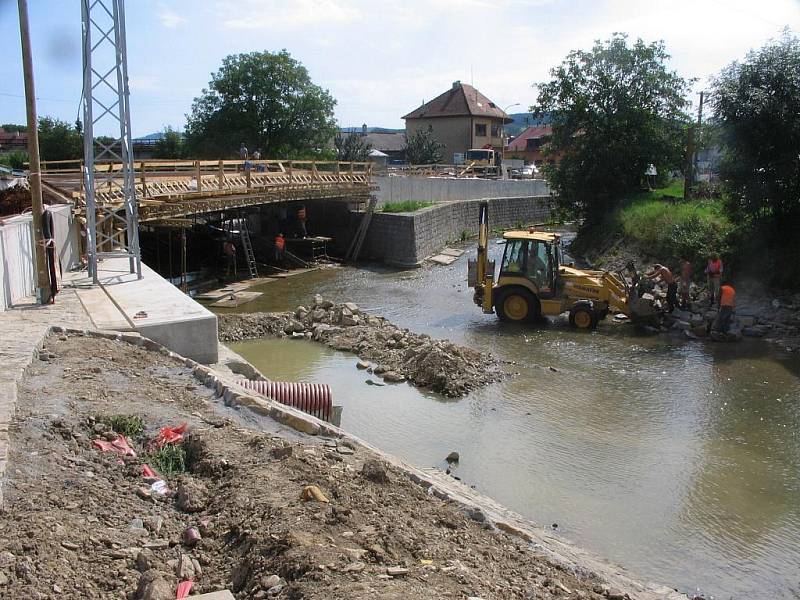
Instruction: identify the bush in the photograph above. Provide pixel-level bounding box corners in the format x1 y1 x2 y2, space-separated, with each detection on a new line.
0 151 28 170
380 200 434 213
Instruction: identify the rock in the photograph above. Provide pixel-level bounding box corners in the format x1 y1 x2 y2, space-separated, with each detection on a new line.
336 445 355 455
606 590 626 600
689 313 705 326
144 516 164 535
671 320 691 331
270 445 293 459
313 295 334 309
182 526 201 547
283 319 305 335
343 302 360 314
364 379 385 386
0 571 7 586
176 477 209 513
386 566 409 577
294 306 308 318
361 459 389 483
381 371 406 383
465 507 485 522
344 561 366 573
445 452 460 463
142 539 170 550
738 315 756 327
341 315 359 327
373 365 387 375
175 553 195 580
135 549 164 573
134 569 174 600
356 360 370 370
260 574 281 589
60 541 79 551
300 485 329 503
310 309 327 322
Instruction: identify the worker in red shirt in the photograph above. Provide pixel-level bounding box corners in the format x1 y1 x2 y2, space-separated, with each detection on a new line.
274 232 286 265
706 253 723 305
713 281 736 333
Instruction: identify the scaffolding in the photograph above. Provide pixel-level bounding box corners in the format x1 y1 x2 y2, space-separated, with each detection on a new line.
81 0 141 282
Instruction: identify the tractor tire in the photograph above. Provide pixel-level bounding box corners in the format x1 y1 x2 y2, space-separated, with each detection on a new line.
569 302 598 330
495 288 540 323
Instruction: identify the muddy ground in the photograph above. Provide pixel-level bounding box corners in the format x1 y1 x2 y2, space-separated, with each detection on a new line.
218 296 507 397
0 333 618 600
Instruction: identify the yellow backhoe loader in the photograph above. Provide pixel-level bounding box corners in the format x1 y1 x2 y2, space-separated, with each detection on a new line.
467 202 659 329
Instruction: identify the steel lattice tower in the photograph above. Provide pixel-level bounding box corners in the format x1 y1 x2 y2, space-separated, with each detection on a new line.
81 0 141 282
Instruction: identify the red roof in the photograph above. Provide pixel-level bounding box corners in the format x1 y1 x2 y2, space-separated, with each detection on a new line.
0 129 28 144
506 125 552 151
403 82 512 122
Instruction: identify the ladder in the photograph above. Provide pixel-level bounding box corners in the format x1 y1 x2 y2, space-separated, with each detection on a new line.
346 195 378 262
239 221 258 278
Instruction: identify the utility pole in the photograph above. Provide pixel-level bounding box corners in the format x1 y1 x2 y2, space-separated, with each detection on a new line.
18 0 51 304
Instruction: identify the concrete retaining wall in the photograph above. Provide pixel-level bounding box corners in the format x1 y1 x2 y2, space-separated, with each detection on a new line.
358 195 553 267
374 175 550 205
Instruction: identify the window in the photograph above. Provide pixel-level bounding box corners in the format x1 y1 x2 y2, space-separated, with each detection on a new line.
526 240 552 290
501 240 526 274
475 123 487 137
526 138 542 150
491 123 501 137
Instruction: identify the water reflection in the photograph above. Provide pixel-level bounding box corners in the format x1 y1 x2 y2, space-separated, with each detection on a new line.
217 248 800 599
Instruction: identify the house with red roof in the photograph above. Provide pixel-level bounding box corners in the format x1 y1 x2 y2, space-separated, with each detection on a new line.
403 81 512 164
505 125 556 166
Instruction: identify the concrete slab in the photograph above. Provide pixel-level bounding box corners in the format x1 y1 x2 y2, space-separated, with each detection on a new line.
74 284 132 331
440 247 465 257
97 258 218 363
210 291 262 308
429 254 458 266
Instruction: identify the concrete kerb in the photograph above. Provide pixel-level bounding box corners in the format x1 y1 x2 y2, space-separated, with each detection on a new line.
11 326 685 600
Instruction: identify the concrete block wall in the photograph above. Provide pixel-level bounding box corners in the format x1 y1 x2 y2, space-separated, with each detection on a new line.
358 196 553 267
374 175 550 205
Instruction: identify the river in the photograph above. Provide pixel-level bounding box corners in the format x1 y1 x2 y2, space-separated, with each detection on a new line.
213 243 800 599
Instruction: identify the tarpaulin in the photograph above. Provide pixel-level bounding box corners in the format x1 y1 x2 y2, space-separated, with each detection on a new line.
154 422 188 448
92 435 136 457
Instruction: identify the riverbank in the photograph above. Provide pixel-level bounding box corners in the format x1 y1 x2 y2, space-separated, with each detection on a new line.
218 295 508 397
0 331 645 600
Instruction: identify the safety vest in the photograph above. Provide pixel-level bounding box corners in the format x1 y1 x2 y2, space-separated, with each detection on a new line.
720 285 735 307
275 235 285 251
298 208 306 220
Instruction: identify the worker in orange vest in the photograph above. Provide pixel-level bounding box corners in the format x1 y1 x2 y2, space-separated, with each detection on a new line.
713 281 736 333
274 232 286 265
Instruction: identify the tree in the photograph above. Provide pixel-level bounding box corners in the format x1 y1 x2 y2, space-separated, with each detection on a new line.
38 116 83 162
0 151 28 170
335 131 371 162
533 34 691 224
404 128 444 164
1 124 26 133
154 126 184 159
711 33 800 285
185 50 337 158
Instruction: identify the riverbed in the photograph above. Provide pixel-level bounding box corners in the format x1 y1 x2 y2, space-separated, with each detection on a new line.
215 245 800 599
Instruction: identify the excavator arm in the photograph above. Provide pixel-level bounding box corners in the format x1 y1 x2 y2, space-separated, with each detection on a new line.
468 202 495 313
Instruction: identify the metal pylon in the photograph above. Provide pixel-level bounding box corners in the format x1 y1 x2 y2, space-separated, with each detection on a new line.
81 0 141 282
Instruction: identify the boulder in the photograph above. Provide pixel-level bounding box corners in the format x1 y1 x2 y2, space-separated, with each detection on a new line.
361 459 389 483
310 309 327 322
176 477 209 513
341 315 359 327
283 319 305 335
446 451 460 463
343 302 360 315
382 371 406 383
134 569 174 600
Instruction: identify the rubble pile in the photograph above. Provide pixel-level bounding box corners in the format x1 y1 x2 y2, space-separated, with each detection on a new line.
219 295 507 397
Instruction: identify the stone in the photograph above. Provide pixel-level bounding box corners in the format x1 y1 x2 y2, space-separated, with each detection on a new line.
270 445 293 459
373 365 387 375
606 590 626 600
283 319 305 335
60 541 79 551
344 561 366 573
176 477 209 513
311 309 327 322
341 315 359 327
355 360 370 370
313 295 334 309
361 459 389 483
260 574 281 589
343 302 360 315
336 445 355 455
275 411 320 435
382 371 406 383
134 569 174 600
144 516 164 535
386 566 409 577
143 539 170 550
182 526 201 547
445 452 459 463
671 320 691 331
135 549 164 573
294 306 308 318
175 553 195 580
738 315 756 327
0 571 7 586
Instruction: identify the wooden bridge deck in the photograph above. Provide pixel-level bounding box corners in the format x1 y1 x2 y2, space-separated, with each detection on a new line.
41 159 374 223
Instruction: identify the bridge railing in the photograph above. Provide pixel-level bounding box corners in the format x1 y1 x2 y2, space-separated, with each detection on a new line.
41 159 374 205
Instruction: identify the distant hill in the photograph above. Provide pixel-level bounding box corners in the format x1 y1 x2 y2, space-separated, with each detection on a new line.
339 126 404 134
505 112 551 136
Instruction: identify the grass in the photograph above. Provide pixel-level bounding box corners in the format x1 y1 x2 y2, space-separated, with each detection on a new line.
380 200 434 213
650 179 685 199
145 444 188 476
96 414 145 438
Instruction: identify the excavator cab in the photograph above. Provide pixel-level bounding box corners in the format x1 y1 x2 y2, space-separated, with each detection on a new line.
498 236 559 298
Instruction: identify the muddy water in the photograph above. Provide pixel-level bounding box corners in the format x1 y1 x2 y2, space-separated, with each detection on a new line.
218 245 800 599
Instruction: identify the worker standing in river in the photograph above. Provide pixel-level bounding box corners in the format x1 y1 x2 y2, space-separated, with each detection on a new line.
713 281 736 334
297 204 307 238
706 253 723 306
274 232 286 265
645 264 677 312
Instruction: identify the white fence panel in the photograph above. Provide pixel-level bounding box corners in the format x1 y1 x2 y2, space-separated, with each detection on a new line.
0 215 36 309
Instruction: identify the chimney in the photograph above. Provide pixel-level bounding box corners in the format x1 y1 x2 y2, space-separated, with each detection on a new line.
452 80 461 90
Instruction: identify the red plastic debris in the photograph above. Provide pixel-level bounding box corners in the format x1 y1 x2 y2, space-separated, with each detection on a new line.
154 422 188 448
92 435 136 457
176 580 193 598
141 464 158 479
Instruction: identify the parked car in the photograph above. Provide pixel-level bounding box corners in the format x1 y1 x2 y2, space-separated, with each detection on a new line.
510 163 540 179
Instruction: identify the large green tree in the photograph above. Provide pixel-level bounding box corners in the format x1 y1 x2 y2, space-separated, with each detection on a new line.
711 33 800 285
534 34 691 224
154 126 184 159
185 50 337 158
38 116 83 162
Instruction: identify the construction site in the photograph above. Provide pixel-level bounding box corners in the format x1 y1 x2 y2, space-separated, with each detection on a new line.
2 2 800 600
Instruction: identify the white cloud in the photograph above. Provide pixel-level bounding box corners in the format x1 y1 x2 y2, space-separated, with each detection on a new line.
129 75 159 92
158 6 187 28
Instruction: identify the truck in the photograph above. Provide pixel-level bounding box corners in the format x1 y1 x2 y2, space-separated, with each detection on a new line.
467 202 659 329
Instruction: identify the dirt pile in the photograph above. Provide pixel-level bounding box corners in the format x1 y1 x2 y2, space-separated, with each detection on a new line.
0 184 31 218
0 334 613 599
218 295 507 397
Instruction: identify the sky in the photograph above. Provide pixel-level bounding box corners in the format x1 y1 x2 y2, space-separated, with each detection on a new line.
1 0 798 138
